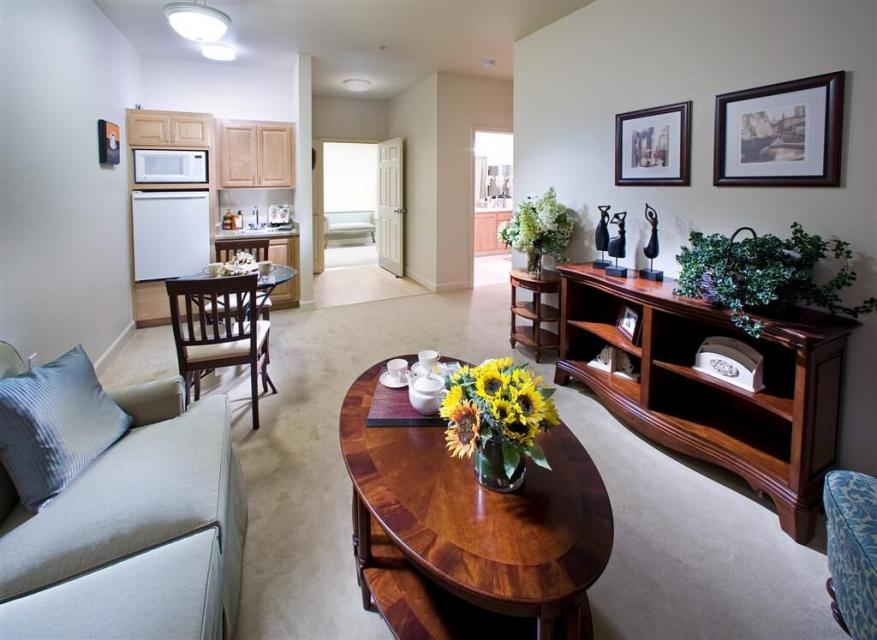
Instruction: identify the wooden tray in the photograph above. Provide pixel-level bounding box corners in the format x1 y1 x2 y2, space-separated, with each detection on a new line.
366 372 446 427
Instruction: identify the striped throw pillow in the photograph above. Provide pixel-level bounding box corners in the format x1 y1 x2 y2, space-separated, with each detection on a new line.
0 345 132 512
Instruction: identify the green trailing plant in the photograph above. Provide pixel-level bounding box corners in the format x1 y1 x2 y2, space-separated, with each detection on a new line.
675 222 877 337
499 187 575 260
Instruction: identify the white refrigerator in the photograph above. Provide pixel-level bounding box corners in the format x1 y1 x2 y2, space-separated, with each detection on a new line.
132 191 210 282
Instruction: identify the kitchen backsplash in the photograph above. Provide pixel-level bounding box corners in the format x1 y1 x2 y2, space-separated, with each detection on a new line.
218 188 295 228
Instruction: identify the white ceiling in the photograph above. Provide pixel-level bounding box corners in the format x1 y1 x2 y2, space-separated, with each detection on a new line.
96 0 592 99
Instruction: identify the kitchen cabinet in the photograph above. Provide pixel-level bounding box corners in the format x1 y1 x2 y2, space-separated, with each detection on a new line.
127 110 213 148
474 210 513 255
268 235 300 307
220 124 258 187
220 120 296 189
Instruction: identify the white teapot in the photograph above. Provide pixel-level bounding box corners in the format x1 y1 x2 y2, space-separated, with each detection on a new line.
407 373 445 416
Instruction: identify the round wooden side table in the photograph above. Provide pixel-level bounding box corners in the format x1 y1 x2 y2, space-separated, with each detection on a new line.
510 268 560 363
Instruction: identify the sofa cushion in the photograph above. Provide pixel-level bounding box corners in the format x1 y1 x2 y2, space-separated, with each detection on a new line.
0 395 231 602
0 345 132 512
0 528 222 640
329 221 375 232
825 470 877 640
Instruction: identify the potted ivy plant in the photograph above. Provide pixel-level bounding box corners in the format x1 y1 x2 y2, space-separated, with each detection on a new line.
674 222 876 337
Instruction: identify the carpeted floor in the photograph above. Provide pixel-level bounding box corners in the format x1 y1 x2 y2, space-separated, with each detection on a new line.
99 284 844 640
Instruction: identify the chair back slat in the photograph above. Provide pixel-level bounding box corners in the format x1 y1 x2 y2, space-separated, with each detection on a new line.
165 275 258 352
215 238 270 263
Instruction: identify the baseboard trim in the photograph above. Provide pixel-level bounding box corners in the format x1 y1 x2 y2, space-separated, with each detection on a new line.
94 321 135 374
299 299 316 311
435 280 471 293
404 268 436 292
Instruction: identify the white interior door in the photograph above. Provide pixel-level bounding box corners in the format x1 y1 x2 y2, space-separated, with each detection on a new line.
377 137 404 277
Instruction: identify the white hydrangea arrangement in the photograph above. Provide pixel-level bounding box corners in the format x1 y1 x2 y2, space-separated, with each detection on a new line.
499 187 575 261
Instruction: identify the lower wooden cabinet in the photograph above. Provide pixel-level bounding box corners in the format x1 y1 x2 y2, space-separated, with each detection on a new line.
474 210 513 255
268 235 300 308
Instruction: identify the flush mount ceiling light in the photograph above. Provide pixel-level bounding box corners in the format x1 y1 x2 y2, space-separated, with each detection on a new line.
343 79 372 93
163 2 230 42
202 43 235 61
483 58 496 68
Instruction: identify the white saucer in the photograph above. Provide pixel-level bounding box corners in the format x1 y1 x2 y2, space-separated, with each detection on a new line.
411 361 436 376
379 371 408 389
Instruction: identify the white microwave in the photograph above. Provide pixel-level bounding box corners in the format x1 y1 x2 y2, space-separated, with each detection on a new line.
133 149 208 184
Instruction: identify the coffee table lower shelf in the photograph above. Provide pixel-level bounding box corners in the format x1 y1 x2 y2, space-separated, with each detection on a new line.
362 518 537 640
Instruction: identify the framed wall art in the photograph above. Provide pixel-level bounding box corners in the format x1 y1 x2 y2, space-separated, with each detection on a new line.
713 71 844 186
98 119 121 165
615 101 691 186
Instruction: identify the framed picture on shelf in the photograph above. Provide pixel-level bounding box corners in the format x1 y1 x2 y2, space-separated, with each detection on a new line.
616 305 642 344
714 71 844 186
615 101 691 186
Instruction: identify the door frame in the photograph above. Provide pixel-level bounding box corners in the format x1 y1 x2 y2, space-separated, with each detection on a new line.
313 137 381 274
468 126 514 288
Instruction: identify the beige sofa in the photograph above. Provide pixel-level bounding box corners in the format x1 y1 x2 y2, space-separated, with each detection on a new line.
0 374 247 639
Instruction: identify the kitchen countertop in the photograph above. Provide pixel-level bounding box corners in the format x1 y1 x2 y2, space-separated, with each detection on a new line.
475 208 512 215
215 228 299 239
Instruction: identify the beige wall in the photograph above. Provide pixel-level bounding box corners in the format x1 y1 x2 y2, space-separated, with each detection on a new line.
388 74 439 289
514 0 877 474
313 95 389 141
436 73 513 289
0 0 141 366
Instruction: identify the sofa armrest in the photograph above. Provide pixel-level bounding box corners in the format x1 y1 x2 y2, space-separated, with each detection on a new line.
108 376 186 427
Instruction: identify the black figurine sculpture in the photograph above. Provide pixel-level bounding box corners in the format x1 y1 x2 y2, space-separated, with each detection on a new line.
593 205 612 269
606 211 628 277
639 203 663 281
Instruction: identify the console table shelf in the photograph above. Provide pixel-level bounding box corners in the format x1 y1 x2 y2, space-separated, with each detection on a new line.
555 263 857 543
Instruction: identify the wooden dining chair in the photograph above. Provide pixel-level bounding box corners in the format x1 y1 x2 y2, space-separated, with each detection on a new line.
165 274 276 430
215 238 270 263
213 238 272 320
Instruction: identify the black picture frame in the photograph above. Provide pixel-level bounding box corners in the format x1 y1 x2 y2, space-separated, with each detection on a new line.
713 71 844 186
615 101 691 186
98 119 121 165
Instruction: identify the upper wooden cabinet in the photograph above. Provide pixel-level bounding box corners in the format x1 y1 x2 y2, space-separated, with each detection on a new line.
220 120 296 189
127 109 213 148
220 123 258 187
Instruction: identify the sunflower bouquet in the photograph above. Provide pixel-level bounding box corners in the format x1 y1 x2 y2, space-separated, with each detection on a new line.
440 358 559 490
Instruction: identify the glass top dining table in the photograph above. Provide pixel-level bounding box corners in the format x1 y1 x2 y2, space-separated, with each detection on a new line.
181 265 297 290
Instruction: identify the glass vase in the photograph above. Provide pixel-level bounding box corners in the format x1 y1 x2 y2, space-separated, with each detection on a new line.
473 438 526 493
526 250 543 275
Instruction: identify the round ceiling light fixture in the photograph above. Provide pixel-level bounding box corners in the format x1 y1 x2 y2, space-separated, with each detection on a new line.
343 78 372 93
483 58 496 68
202 43 236 61
163 2 230 42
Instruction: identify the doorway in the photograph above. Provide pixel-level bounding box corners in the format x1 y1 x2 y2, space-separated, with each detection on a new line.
322 142 379 269
313 138 425 309
472 130 513 287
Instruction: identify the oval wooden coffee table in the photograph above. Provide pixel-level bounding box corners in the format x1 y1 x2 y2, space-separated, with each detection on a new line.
340 357 614 639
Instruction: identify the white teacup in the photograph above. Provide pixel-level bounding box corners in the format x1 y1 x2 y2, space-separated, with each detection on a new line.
203 262 222 277
386 358 409 383
257 261 274 277
418 349 441 373
408 374 445 415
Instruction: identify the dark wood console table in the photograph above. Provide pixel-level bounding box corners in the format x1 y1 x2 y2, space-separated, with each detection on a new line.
510 269 560 362
554 264 857 543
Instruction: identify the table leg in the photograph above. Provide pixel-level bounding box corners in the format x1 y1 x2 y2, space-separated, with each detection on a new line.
354 490 373 611
536 613 556 640
510 284 518 349
351 490 360 585
534 291 542 363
